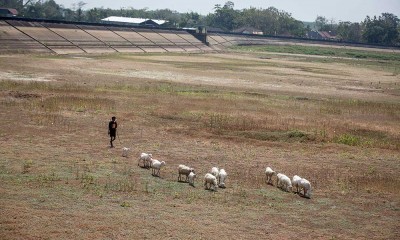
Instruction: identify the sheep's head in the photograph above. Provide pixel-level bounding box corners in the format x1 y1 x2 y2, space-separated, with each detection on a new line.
190 168 195 174
161 161 166 167
148 154 153 158
306 187 312 197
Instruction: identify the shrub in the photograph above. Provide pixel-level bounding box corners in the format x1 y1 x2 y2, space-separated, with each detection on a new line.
335 134 361 146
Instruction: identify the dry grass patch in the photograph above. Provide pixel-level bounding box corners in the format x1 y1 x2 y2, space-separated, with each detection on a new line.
0 51 399 239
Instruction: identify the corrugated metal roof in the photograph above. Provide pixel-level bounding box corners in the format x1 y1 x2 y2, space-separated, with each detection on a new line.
101 16 167 25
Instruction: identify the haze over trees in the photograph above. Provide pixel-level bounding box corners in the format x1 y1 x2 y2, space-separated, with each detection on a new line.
1 0 399 45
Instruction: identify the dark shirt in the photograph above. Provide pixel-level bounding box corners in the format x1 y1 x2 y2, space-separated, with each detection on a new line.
109 120 117 135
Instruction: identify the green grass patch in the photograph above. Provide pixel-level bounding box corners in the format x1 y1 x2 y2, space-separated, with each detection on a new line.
231 129 314 142
231 44 400 61
334 133 361 146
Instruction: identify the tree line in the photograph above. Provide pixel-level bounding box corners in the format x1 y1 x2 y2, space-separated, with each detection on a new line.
1 0 399 46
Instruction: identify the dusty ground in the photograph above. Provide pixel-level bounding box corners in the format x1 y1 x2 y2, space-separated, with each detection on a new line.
0 50 399 239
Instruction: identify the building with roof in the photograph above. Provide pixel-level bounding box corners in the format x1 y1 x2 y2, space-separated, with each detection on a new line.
0 8 18 17
306 30 337 40
319 31 337 40
233 26 263 35
101 16 168 27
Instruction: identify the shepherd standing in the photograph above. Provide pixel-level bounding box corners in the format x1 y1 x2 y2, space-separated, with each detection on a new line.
108 116 117 148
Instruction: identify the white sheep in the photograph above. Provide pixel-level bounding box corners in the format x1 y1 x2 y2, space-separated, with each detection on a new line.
188 172 196 187
178 164 195 182
299 178 312 198
265 167 275 185
276 173 292 192
150 159 166 177
122 147 130 157
204 173 218 191
292 175 302 193
218 169 227 188
138 153 152 168
211 167 219 183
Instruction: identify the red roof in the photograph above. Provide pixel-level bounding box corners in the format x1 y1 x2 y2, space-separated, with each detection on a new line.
319 31 336 39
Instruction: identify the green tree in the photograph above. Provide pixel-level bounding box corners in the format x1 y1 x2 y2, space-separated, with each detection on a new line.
363 13 399 45
337 21 362 42
235 7 305 36
20 0 63 19
42 0 62 19
86 7 108 22
73 1 86 21
0 0 23 10
178 12 202 28
207 1 239 31
315 16 328 31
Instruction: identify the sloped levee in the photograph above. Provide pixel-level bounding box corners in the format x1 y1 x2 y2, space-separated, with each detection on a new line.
0 18 213 54
0 20 52 53
207 32 275 47
2 17 399 55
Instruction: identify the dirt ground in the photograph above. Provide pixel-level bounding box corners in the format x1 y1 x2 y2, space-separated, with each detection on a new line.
0 50 399 239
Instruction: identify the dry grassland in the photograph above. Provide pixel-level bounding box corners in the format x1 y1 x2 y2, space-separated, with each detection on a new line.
0 49 399 239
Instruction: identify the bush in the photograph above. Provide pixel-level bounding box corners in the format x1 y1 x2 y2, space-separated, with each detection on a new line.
335 134 361 146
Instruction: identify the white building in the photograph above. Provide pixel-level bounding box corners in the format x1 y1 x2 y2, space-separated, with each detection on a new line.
101 16 168 27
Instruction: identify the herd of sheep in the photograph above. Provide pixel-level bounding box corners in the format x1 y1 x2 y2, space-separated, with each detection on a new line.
266 167 312 198
122 147 312 198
